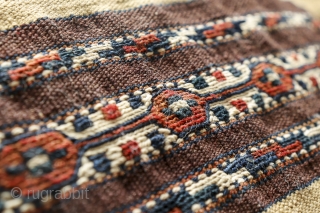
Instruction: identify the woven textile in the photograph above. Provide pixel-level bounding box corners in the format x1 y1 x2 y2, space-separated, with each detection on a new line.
1 0 320 212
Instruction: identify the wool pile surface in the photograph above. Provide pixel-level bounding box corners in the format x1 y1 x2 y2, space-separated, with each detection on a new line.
1 0 320 212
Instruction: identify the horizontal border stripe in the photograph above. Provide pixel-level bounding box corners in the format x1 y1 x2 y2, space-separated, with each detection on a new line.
0 0 190 31
263 178 320 213
0 0 303 52
0 43 318 134
44 95 320 212
1 32 319 126
0 12 314 94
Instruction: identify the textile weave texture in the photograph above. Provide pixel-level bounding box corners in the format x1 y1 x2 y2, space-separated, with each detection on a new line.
1 0 320 212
